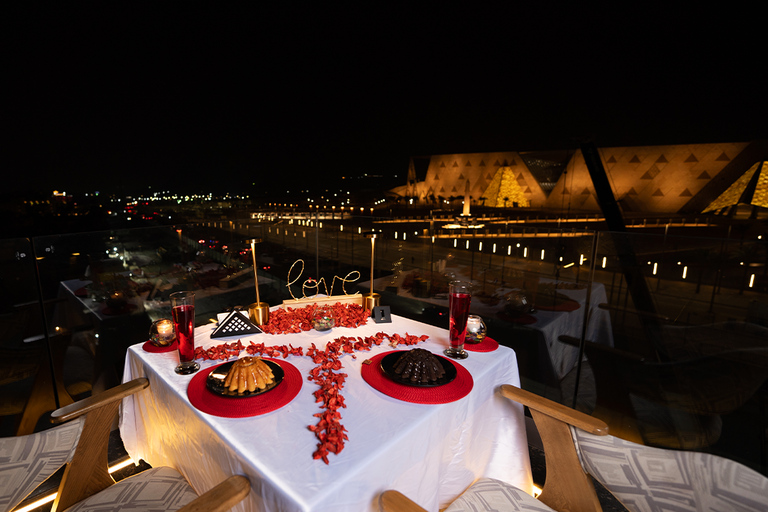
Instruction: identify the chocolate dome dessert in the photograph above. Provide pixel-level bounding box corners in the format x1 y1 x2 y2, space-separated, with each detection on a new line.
392 348 446 384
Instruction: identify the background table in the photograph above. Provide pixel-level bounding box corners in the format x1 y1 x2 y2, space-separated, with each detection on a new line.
120 313 533 512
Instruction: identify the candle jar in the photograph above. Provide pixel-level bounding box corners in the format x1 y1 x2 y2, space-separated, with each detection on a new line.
149 318 176 347
312 306 335 332
464 315 487 344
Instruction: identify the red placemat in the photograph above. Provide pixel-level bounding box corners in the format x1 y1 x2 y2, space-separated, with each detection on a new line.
361 351 473 404
101 303 138 316
142 340 178 353
497 311 537 325
187 358 301 418
464 336 499 352
536 300 580 312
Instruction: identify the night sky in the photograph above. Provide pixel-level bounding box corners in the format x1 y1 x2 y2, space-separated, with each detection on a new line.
7 3 766 198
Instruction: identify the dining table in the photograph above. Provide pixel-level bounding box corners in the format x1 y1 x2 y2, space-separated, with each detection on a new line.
119 308 533 512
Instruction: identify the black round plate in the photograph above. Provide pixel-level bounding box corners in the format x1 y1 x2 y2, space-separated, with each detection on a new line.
206 359 284 398
380 351 457 387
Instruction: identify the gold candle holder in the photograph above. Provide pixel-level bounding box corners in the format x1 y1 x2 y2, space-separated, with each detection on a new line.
249 238 270 324
248 301 270 325
362 232 379 311
363 292 380 311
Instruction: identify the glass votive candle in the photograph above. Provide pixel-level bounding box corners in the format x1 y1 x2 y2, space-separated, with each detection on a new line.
464 315 487 344
149 318 176 347
312 306 335 331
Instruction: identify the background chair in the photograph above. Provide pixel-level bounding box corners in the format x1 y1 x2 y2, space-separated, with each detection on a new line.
1 377 249 512
501 384 768 512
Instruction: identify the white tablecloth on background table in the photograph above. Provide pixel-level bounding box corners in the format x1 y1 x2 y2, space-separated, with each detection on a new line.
532 282 614 380
120 313 533 512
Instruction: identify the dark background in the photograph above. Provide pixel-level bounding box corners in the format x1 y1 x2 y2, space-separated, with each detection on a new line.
6 3 766 198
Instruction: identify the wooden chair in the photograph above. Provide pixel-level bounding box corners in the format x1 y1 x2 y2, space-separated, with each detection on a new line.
1 378 249 512
379 480 556 512
500 384 768 512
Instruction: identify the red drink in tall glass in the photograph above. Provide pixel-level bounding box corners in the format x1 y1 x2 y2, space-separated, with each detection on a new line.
449 292 471 348
445 281 471 359
170 291 199 374
172 304 195 362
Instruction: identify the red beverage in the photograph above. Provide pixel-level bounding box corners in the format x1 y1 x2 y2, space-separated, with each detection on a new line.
172 304 196 362
449 292 471 348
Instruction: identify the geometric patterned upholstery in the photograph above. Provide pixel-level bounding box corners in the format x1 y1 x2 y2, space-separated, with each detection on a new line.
0 417 84 512
444 478 556 512
573 429 768 512
63 467 199 512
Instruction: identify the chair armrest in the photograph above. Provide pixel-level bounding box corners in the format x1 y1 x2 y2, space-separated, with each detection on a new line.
379 490 428 512
500 384 607 512
500 384 608 435
51 378 150 511
51 377 150 424
178 475 251 512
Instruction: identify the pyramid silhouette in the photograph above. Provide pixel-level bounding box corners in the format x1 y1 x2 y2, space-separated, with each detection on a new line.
484 166 530 207
703 161 768 213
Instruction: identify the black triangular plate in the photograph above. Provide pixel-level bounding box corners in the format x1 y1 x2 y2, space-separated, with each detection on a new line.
211 310 262 338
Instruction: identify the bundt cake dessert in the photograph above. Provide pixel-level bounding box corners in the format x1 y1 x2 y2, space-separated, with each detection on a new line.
224 357 275 394
392 348 445 384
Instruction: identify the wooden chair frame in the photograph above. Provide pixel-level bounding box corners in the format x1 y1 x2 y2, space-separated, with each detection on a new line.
380 384 609 512
48 377 249 512
500 384 609 512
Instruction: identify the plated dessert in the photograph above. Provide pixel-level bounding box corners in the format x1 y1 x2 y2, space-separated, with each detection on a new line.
380 348 456 387
206 356 284 397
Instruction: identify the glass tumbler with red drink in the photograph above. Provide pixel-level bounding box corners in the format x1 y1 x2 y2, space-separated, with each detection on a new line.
445 281 471 359
171 291 200 375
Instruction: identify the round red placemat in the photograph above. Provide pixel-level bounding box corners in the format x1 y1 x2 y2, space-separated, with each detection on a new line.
101 303 138 316
142 340 178 353
187 358 302 417
464 336 499 352
361 351 473 404
497 311 537 325
536 300 580 312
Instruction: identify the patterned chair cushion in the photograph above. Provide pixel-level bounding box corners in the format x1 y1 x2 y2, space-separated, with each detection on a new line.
574 429 768 512
63 466 198 512
444 478 555 512
0 417 84 512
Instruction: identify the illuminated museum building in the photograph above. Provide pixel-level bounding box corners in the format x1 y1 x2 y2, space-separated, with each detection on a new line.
393 141 768 218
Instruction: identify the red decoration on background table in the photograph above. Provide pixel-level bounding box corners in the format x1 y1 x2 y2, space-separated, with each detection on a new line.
142 340 178 353
101 303 138 316
464 336 499 352
497 311 537 325
361 351 473 404
187 358 302 418
536 300 580 312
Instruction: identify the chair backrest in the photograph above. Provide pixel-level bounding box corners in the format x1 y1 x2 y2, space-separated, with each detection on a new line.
574 428 768 512
0 417 84 512
500 384 768 512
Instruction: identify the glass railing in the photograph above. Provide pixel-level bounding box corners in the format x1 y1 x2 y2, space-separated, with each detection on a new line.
1 214 766 475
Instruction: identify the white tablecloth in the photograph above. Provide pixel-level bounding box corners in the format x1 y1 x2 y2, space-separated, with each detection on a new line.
120 314 532 512
531 282 614 380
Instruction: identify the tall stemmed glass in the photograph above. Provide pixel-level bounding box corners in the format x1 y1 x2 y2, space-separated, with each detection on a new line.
445 281 471 359
171 291 199 375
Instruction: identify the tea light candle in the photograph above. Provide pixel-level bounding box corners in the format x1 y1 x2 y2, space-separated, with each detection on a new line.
157 319 173 335
150 319 176 347
465 315 487 344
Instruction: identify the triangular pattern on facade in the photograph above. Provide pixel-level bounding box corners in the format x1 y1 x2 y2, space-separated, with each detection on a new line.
392 142 754 214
